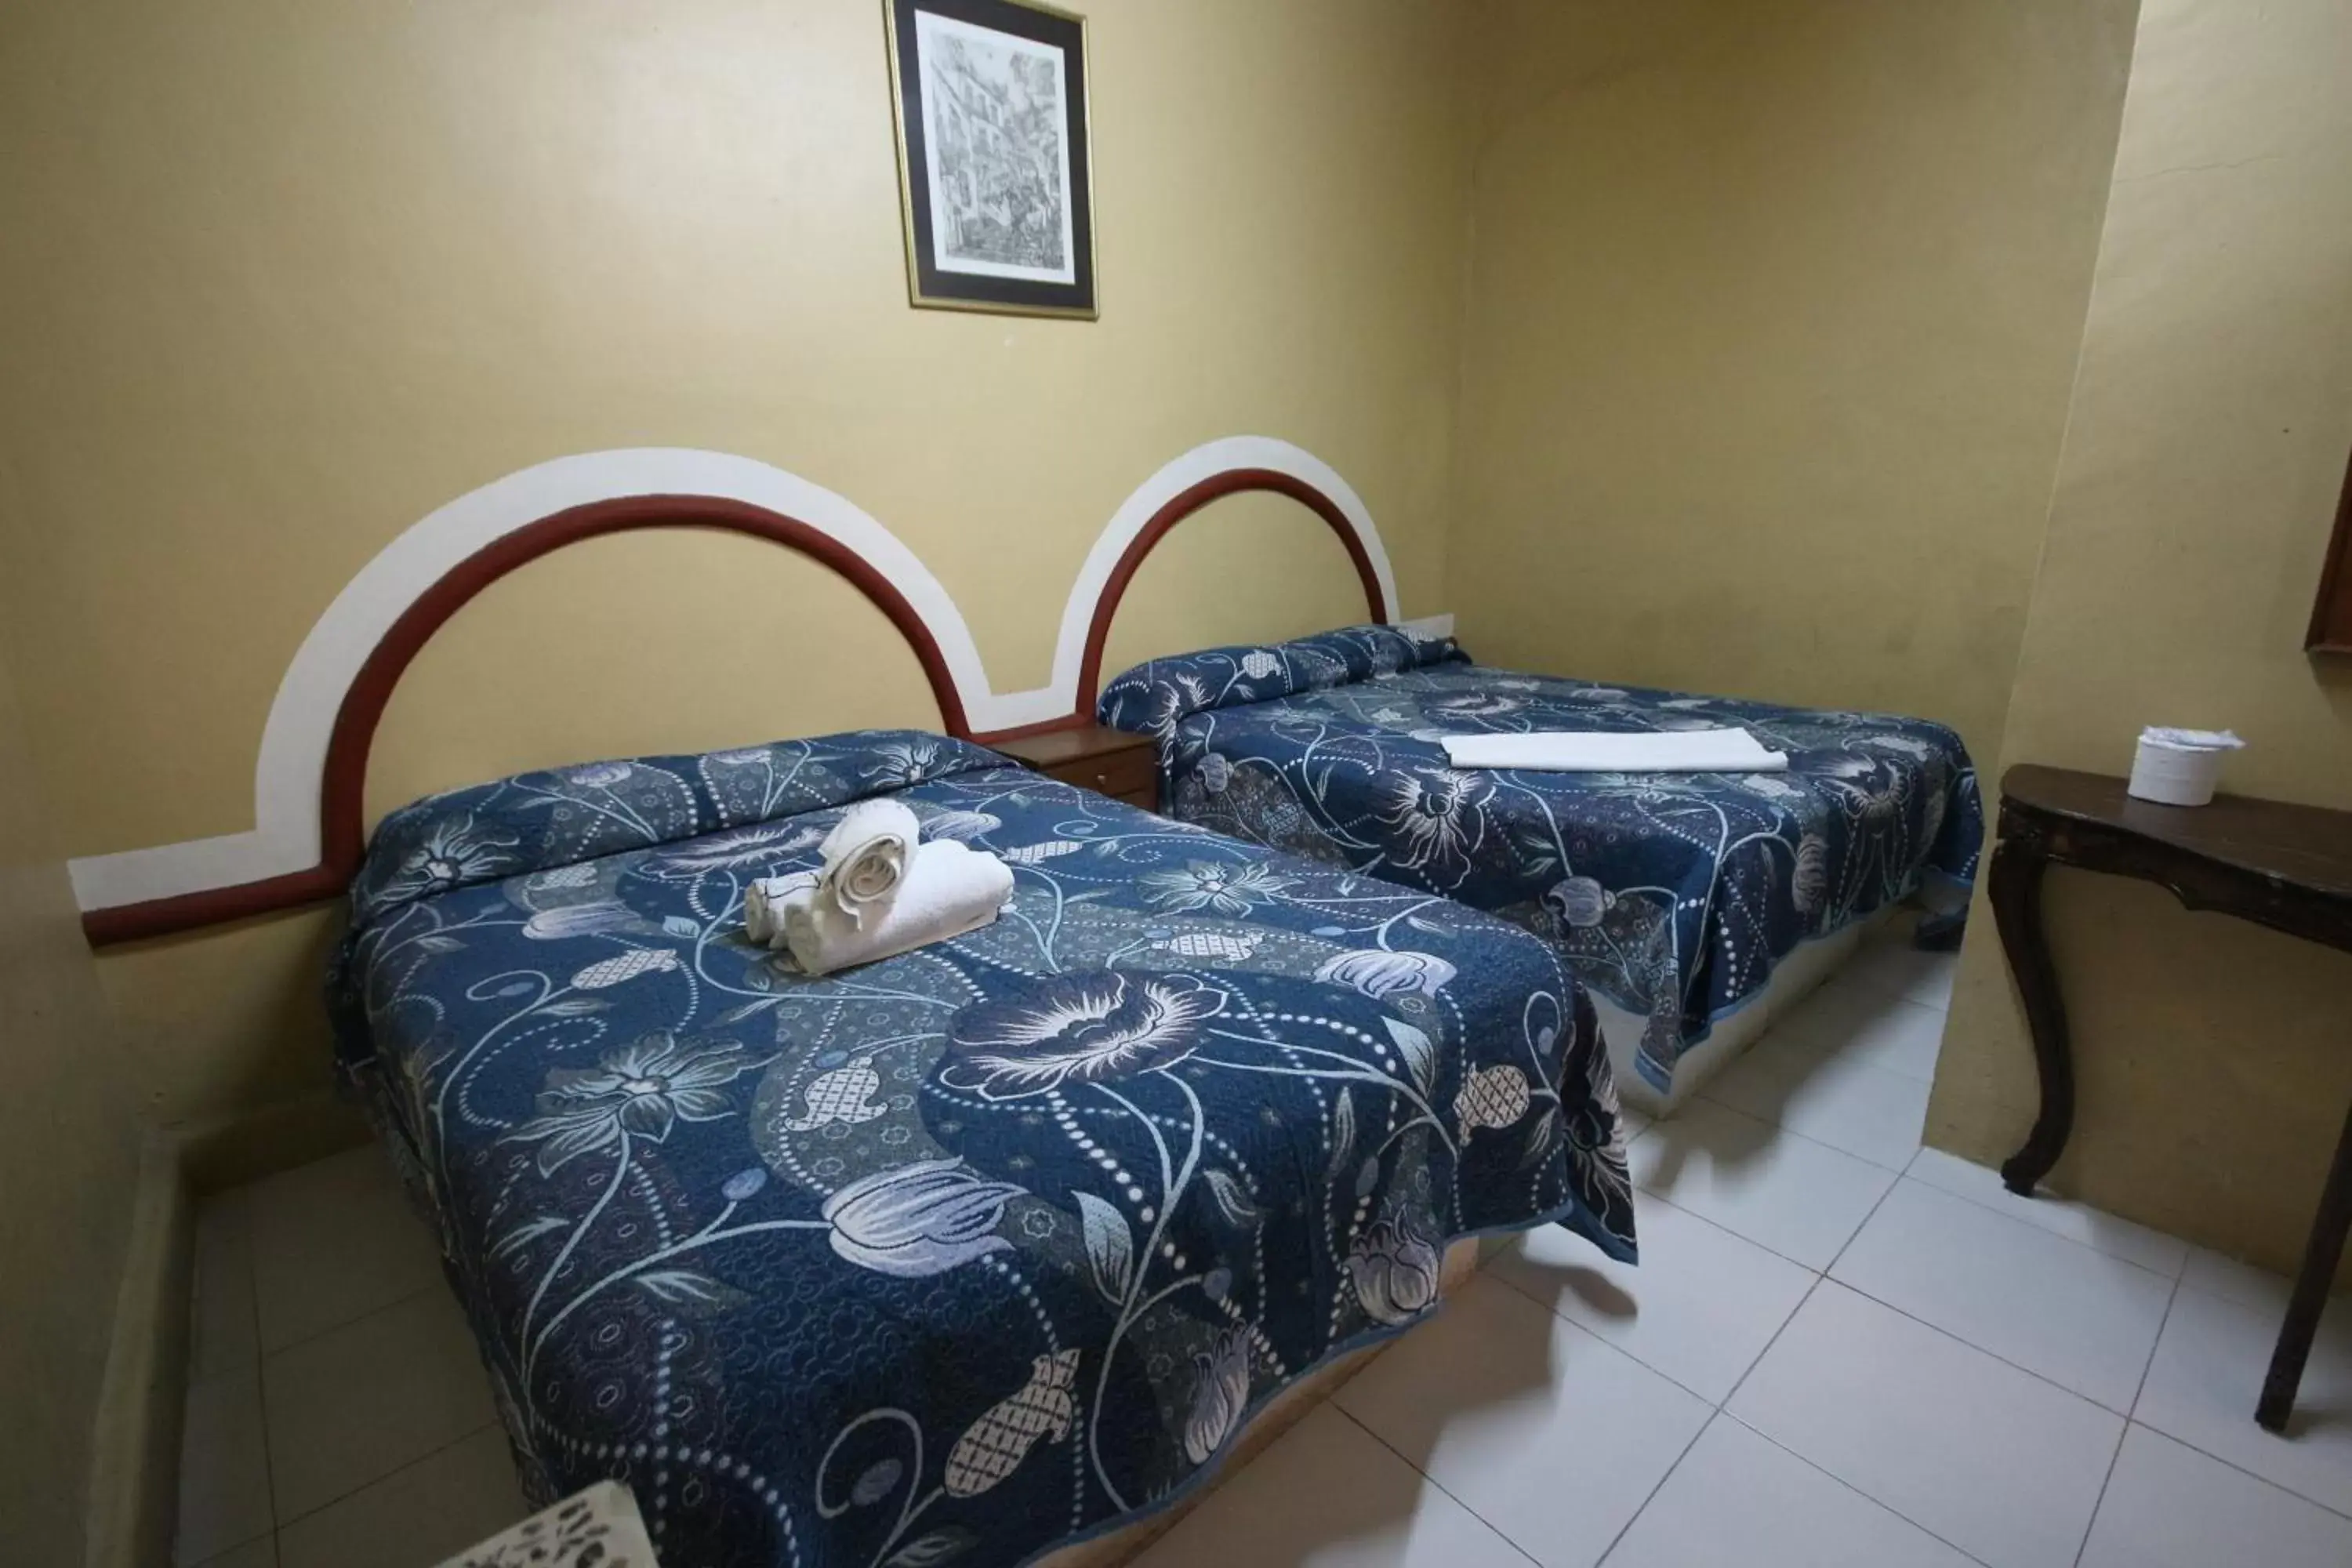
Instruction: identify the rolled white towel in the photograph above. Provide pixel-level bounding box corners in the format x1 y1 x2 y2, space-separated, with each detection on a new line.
781 839 1014 976
1441 729 1787 773
743 871 819 946
816 797 922 928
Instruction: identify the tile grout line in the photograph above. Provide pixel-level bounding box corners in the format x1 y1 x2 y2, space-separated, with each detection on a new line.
270 1418 507 1537
1643 1091 1918 1180
1631 1189 1853 1278
1674 1035 2192 1407
1695 1166 2013 1568
1618 1166 1872 1561
1904 1152 2191 1280
1652 1050 2187 1416
1475 1265 1725 1410
1335 1279 1722 1568
1632 1102 1912 1273
1584 1171 1862 1568
257 1277 447 1367
177 1196 279 1568
1668 1054 1915 1279
1610 999 2352 1559
1875 1171 2180 1289
1698 1007 1945 1100
1822 1228 2352 1515
1587 1399 1715 1567
2126 1422 2352 1528
2116 1287 2352 1528
1392 1229 1937 1565
1733 1075 2178 1416
1835 1167 2332 1428
1818 1272 2151 1420
1601 1268 1833 1566
2125 1258 2183 1421
1655 1124 2180 1385
1818 1153 1906 1279
2072 1269 2185 1568
241 1200 282 1561
1323 1404 1548 1568
234 1174 463 1544
1482 1191 1812 1408
1713 1407 2000 1568
1675 1135 1898 1447
256 1274 452 1538
1686 1080 1923 1171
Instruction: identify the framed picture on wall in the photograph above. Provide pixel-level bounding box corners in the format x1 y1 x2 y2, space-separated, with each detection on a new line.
884 0 1096 319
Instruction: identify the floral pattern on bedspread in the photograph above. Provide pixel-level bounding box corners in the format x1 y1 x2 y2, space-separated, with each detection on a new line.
330 729 1633 1568
1100 637 1981 1091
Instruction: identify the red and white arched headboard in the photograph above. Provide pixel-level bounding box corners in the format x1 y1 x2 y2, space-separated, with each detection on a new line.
71 436 1395 944
1026 436 1394 739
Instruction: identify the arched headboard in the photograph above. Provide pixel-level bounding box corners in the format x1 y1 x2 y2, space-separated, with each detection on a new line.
81 495 973 946
71 437 1399 944
1065 466 1392 734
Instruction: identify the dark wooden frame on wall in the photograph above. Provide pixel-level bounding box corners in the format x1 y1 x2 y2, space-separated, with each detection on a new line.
2305 445 2352 653
883 0 1098 319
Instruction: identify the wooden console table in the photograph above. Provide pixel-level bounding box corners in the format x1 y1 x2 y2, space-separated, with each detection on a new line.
1991 764 2352 1432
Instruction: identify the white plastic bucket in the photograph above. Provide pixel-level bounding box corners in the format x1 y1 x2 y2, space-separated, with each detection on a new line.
2128 735 2225 806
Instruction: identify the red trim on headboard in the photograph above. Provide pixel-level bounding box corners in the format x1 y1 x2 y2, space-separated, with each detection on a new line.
1061 466 1390 730
83 495 969 946
81 865 350 948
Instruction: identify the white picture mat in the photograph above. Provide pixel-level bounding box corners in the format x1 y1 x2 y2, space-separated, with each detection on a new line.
913 8 1077 285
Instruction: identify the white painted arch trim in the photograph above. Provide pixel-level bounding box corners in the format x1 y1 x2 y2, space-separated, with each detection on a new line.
67 437 1396 914
1045 435 1398 711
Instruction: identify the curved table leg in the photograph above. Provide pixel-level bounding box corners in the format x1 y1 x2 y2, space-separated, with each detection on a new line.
1990 836 2072 1196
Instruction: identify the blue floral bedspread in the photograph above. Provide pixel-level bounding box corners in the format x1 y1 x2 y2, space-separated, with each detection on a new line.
328 729 1635 1568
1098 628 1982 1091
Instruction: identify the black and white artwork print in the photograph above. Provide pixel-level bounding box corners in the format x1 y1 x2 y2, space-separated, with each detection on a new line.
887 0 1094 317
913 10 1074 284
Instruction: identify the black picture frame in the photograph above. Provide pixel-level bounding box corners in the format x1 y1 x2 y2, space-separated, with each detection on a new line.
884 0 1097 319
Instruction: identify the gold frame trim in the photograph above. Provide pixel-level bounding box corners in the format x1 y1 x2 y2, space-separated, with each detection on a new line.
882 0 1099 321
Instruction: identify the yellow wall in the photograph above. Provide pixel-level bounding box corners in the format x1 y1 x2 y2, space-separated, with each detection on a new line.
1446 0 2137 767
0 0 1474 1127
0 0 1472 859
0 642 144 1561
1928 0 2352 1272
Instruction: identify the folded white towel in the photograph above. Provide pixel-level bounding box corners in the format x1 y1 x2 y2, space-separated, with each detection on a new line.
1440 729 1788 773
780 839 1014 976
742 871 820 946
816 798 921 929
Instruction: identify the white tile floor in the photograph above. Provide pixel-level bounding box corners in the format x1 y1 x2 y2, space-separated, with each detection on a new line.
175 1150 523 1568
176 920 2352 1568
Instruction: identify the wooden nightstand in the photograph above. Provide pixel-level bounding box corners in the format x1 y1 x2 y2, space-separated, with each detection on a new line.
989 724 1160 810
